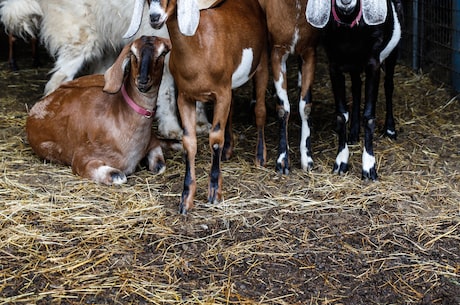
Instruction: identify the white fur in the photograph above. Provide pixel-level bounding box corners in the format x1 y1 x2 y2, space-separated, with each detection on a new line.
0 0 210 139
334 144 350 172
362 0 388 26
362 146 376 174
232 48 254 89
305 0 331 28
93 166 127 185
379 3 401 63
177 0 200 36
299 99 313 170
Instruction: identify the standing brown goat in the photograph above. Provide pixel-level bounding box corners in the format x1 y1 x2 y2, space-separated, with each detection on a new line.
26 36 171 184
125 0 269 214
258 0 319 174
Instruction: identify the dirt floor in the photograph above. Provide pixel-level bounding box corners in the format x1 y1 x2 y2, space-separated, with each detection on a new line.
0 34 459 304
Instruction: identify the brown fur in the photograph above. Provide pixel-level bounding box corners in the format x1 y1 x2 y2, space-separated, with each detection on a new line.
26 36 171 184
150 0 269 213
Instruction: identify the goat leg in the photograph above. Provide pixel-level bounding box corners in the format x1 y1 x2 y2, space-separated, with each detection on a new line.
299 47 316 171
349 71 362 144
362 64 380 181
178 98 197 214
208 93 232 204
383 49 398 139
273 50 290 174
331 68 350 175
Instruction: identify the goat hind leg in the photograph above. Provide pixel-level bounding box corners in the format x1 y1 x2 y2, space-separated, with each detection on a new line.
331 69 350 175
273 51 290 174
383 50 398 139
299 48 316 171
207 92 232 205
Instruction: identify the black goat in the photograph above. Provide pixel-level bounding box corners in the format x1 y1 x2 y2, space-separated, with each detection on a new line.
307 0 403 180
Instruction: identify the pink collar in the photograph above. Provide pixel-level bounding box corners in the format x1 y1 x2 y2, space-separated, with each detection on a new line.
121 84 154 118
331 0 362 28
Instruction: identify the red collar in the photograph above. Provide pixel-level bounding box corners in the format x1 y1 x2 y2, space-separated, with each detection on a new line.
331 0 362 28
121 84 154 118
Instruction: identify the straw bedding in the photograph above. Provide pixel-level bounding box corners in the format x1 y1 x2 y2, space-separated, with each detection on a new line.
0 41 459 304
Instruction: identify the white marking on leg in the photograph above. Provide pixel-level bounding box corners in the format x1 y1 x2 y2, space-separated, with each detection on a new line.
93 165 127 185
232 48 253 89
334 144 350 171
274 74 291 113
362 147 376 174
299 100 313 170
386 129 396 136
343 112 349 123
277 152 287 165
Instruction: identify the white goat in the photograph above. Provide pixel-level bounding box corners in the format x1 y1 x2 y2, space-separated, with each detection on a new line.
0 0 210 139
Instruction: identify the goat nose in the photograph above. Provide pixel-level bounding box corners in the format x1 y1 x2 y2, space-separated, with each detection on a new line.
150 14 161 24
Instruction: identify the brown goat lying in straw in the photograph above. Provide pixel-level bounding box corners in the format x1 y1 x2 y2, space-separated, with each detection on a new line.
26 36 171 185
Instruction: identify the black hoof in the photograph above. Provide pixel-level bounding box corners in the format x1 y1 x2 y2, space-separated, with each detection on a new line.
333 162 349 175
362 167 378 181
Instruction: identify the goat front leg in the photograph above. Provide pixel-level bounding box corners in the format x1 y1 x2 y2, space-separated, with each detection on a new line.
299 47 316 171
349 71 362 144
178 97 197 214
331 67 350 175
146 134 166 174
72 150 127 185
208 92 232 204
362 64 380 181
273 50 291 174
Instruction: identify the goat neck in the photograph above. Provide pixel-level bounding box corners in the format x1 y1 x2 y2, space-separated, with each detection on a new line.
332 0 362 27
122 77 158 119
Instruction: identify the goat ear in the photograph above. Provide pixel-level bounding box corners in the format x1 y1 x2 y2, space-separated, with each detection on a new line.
306 0 331 28
362 0 388 25
123 0 145 39
159 38 172 55
177 0 200 36
103 43 132 94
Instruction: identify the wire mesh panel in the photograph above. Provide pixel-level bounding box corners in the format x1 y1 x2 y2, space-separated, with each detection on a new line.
399 0 460 92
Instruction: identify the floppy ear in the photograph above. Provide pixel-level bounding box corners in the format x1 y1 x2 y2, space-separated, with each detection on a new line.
362 0 388 25
123 0 145 39
177 0 200 36
103 43 132 94
306 0 331 28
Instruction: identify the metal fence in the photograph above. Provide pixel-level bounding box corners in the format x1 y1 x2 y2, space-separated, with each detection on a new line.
399 0 460 92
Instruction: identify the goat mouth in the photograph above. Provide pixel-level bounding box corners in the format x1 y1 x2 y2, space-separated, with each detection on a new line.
138 84 152 93
150 14 167 29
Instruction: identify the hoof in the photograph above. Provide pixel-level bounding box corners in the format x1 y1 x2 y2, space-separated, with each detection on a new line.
111 171 127 185
152 161 166 175
362 167 378 181
333 162 349 175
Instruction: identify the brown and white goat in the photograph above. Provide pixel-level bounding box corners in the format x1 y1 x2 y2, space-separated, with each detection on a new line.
125 0 269 214
26 36 171 184
258 0 319 174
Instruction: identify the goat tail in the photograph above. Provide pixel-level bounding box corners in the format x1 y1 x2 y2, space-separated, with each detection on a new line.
0 0 42 40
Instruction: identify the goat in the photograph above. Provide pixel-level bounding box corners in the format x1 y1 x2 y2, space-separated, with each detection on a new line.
0 0 210 139
125 0 269 214
306 0 403 180
26 36 171 185
0 0 40 70
258 0 319 174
